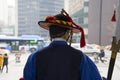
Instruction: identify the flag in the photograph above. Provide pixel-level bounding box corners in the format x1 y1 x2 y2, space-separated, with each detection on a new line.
111 10 116 22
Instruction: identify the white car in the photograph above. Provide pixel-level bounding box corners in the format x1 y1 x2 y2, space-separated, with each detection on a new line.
71 43 100 55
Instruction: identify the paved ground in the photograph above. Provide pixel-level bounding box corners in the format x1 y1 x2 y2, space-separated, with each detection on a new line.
0 51 120 80
0 53 29 80
95 51 120 80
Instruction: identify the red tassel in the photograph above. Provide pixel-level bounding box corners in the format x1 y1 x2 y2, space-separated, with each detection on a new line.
72 22 86 47
80 30 86 47
61 9 86 47
111 10 116 22
19 77 24 80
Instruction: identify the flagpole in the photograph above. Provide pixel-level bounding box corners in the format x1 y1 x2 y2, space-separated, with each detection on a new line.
99 0 103 46
107 1 120 80
107 37 120 80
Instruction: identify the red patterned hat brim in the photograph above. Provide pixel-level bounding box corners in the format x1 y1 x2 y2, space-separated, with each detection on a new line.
38 21 80 33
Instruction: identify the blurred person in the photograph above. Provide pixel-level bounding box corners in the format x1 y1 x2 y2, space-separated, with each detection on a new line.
0 54 3 73
93 53 99 63
22 9 102 80
15 52 21 63
2 53 9 73
99 49 105 63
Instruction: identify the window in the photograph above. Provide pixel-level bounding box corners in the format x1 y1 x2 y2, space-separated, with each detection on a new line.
84 17 88 24
84 7 88 13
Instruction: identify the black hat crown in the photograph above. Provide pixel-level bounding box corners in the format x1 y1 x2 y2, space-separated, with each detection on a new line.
55 14 70 22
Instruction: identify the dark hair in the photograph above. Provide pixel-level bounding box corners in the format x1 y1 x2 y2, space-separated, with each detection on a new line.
4 53 7 56
49 25 69 38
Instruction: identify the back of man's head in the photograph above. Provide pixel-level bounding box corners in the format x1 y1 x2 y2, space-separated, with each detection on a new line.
49 25 69 38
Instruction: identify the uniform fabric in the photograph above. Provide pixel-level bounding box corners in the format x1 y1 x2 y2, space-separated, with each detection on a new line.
36 41 82 80
23 41 102 80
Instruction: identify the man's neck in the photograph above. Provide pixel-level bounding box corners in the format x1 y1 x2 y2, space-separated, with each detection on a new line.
52 38 66 41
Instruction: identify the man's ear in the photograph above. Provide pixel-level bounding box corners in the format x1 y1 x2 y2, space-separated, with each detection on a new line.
65 30 70 37
64 30 70 41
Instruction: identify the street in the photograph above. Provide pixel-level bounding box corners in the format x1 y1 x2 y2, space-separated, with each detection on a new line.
0 53 29 80
0 51 120 80
95 51 120 80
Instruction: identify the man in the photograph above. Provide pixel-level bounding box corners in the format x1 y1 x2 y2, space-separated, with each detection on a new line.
2 53 9 73
23 9 102 80
99 49 105 63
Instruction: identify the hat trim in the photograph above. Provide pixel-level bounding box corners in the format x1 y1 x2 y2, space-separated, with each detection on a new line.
47 20 72 27
38 21 80 33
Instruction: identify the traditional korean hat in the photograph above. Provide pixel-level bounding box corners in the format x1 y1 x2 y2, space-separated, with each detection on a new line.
38 9 86 47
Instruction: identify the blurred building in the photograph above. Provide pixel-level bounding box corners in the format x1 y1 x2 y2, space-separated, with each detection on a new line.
0 0 16 36
17 0 64 40
67 0 89 43
0 0 8 25
68 0 84 15
116 0 120 41
67 0 117 46
0 0 8 35
8 6 16 36
88 0 117 46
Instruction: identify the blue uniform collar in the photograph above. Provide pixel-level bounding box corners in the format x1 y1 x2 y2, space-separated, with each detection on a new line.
50 40 68 46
